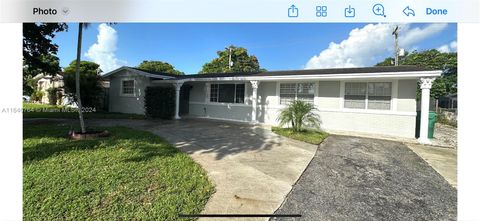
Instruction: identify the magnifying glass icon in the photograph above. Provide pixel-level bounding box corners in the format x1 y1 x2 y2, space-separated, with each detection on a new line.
373 4 386 17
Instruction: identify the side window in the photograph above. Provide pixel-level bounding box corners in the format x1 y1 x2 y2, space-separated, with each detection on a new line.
121 80 135 95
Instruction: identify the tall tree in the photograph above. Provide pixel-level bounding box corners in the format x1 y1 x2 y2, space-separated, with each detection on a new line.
137 60 184 75
200 46 261 74
23 23 67 77
376 49 457 99
75 23 88 133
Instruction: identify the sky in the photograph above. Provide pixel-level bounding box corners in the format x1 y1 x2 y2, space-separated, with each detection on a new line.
53 23 457 74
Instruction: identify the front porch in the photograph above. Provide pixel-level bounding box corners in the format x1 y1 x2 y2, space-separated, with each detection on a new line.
156 77 437 144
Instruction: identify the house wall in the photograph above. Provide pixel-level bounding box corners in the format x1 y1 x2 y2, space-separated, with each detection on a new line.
187 79 418 138
397 79 418 112
108 70 151 115
188 81 254 122
106 71 419 138
317 81 341 109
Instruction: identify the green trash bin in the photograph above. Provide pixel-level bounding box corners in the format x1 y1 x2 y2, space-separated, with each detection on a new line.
428 111 437 138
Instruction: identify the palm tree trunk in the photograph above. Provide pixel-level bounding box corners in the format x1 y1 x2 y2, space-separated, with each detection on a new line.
75 23 86 133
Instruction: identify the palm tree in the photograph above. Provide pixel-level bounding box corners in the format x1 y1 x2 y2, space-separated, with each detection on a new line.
277 100 321 132
74 23 89 133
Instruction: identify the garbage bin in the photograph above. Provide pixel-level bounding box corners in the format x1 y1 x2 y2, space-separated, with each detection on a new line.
428 111 437 138
415 111 437 138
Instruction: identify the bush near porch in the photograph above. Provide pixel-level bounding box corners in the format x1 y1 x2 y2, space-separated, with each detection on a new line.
273 100 328 144
23 124 214 220
144 86 175 119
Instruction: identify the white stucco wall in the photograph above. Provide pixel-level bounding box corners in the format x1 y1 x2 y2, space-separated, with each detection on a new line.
188 81 254 122
187 79 418 138
108 70 151 115
397 79 418 112
106 73 419 138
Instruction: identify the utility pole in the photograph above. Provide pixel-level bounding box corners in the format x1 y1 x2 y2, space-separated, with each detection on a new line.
227 46 233 70
392 26 399 66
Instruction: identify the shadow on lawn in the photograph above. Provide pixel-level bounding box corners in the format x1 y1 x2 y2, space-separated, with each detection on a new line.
23 125 180 163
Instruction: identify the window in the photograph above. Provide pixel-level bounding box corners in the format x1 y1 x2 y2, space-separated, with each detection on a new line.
368 82 392 110
344 82 367 109
210 84 218 102
209 83 245 104
122 80 135 95
344 82 392 110
280 83 315 104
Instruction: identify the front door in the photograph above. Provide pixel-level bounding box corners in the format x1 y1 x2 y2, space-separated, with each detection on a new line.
179 85 191 116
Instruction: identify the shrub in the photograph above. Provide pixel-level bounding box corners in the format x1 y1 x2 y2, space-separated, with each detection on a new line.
144 86 175 119
46 88 59 105
277 100 321 132
30 90 44 102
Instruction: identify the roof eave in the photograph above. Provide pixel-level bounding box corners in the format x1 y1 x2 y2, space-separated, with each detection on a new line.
101 66 176 80
152 70 442 83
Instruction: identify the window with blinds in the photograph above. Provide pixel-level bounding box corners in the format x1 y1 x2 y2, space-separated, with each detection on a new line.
280 83 315 104
344 82 392 110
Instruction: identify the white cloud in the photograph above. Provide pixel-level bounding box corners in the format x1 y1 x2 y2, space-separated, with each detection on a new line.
437 41 457 53
85 23 126 73
305 23 449 69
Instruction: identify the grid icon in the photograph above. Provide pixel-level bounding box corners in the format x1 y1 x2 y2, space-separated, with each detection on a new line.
316 6 327 17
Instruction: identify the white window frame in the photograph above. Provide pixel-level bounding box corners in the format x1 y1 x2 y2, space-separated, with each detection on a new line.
278 82 316 105
208 82 246 104
120 79 136 97
342 81 393 111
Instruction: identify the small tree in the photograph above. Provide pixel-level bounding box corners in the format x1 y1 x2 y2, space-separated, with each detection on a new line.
277 100 321 132
63 60 103 110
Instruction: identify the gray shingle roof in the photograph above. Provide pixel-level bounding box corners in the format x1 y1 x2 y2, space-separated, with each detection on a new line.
137 65 432 79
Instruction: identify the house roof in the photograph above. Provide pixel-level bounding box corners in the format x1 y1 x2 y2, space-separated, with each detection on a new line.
173 65 433 79
103 65 441 82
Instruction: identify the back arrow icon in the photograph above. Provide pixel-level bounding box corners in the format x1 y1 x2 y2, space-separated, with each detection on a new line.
403 6 415 16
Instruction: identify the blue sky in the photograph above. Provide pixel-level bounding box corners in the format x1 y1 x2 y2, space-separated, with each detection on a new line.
53 23 457 74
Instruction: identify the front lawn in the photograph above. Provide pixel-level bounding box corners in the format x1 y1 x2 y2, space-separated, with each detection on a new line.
272 127 328 145
23 103 145 119
24 123 214 220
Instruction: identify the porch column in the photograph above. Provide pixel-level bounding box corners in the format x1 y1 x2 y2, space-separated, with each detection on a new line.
418 77 435 144
250 81 259 123
173 82 183 120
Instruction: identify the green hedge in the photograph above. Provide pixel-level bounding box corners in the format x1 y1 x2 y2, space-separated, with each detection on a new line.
144 86 175 119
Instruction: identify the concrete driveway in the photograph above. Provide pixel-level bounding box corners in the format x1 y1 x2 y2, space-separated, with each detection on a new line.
273 135 457 220
89 118 318 219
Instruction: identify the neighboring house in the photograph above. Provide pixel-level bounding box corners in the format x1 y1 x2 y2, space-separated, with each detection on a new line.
34 74 66 105
103 66 441 143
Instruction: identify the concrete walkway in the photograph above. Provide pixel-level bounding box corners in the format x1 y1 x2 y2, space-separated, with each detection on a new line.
87 118 318 220
406 143 457 188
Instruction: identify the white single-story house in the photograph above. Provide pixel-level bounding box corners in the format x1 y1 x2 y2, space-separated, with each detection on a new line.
102 66 441 144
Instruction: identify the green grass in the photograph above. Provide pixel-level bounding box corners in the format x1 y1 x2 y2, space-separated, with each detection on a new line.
272 127 328 145
24 123 214 220
23 103 145 119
